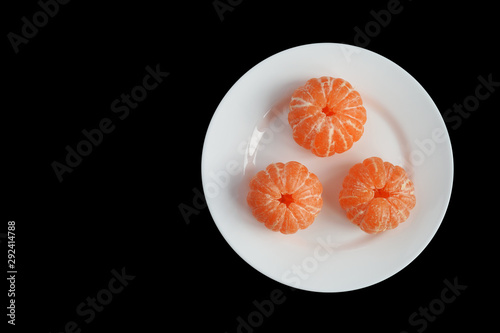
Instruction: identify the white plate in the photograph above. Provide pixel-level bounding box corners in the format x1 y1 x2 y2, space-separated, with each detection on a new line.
201 43 453 293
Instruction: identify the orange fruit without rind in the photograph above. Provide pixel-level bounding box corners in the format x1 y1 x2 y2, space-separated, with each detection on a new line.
289 76 367 157
339 157 416 234
247 161 323 234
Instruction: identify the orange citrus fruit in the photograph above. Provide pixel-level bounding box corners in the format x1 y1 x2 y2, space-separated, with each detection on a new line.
339 157 416 234
247 161 323 234
289 76 367 157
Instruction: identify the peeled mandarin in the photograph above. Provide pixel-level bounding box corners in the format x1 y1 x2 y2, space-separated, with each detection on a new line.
339 157 416 234
247 161 323 234
289 77 367 157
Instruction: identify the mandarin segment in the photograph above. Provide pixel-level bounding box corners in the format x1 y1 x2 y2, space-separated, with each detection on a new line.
288 76 367 157
362 156 386 189
338 157 416 234
247 161 323 234
248 170 281 198
361 198 392 234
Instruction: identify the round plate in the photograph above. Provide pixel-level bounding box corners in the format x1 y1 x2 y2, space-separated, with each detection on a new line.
201 43 453 293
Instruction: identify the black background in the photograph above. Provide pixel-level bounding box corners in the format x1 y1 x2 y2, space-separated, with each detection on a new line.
3 0 498 332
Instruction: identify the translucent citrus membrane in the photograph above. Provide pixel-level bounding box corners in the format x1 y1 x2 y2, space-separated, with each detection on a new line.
278 193 294 206
373 188 390 199
322 106 335 117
